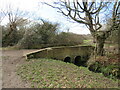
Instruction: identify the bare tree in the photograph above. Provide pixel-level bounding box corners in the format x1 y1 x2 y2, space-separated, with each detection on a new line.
44 0 120 56
2 6 28 46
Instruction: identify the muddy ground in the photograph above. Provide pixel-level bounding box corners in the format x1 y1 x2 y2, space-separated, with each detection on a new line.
1 49 37 88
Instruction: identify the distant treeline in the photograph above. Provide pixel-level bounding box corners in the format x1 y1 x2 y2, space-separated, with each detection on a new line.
1 20 89 49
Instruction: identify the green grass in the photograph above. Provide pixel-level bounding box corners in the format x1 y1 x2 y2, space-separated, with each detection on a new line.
17 59 119 88
82 39 96 47
0 46 20 50
83 40 92 43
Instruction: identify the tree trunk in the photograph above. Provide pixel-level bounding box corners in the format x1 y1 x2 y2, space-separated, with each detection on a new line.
95 36 105 56
3 23 17 47
90 29 106 56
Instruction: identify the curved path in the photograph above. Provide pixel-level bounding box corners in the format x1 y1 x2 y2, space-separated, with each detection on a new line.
1 49 37 88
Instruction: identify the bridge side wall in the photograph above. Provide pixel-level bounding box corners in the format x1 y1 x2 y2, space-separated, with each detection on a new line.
26 46 94 63
50 46 93 62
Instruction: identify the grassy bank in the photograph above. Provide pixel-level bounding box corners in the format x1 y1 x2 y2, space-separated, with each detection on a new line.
17 59 119 88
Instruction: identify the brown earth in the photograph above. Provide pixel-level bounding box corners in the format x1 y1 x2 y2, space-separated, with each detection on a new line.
1 49 37 88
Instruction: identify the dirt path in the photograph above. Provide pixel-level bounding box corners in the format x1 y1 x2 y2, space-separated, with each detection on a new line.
1 49 37 88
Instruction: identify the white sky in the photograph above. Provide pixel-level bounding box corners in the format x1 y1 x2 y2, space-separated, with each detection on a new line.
0 0 93 34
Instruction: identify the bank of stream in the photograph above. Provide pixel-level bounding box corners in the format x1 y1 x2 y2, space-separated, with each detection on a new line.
63 54 119 80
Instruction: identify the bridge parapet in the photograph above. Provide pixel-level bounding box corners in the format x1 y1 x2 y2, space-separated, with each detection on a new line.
25 45 94 64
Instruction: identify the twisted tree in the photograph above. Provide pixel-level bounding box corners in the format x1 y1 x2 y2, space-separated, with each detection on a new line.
44 0 120 56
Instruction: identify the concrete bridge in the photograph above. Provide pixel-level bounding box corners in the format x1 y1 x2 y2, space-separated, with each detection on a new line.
25 45 94 66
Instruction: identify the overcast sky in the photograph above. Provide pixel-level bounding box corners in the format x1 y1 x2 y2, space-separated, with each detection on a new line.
0 0 92 34
0 0 117 34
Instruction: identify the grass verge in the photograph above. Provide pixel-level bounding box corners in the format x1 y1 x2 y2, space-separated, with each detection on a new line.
17 59 119 88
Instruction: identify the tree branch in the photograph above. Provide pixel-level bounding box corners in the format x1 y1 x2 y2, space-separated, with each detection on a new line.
90 2 103 14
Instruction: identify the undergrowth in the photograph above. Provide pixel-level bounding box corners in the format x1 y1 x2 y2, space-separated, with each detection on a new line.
88 54 119 80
